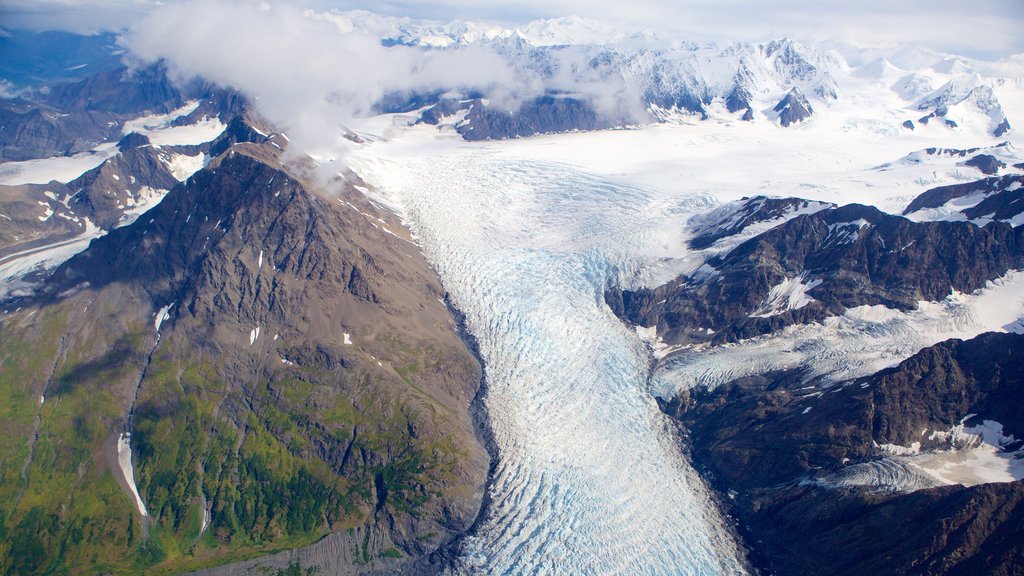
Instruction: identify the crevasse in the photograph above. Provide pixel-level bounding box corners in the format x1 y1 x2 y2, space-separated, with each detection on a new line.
351 152 745 575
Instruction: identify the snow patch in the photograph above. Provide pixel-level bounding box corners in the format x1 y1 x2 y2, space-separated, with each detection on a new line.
343 333 352 346
0 143 118 186
751 274 823 317
117 433 148 517
162 152 208 181
154 302 174 332
250 326 260 346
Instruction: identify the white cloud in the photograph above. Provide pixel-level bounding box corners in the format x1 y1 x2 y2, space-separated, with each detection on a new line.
4 0 1023 58
121 0 546 162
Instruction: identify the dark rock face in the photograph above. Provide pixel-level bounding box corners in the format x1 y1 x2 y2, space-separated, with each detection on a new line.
456 96 616 140
965 153 1006 175
963 184 1024 223
0 181 83 258
649 87 708 119
724 85 752 114
902 119 915 130
0 64 239 161
64 143 184 228
417 99 469 126
903 174 1024 224
0 100 122 160
608 203 1024 345
664 332 1024 576
687 196 833 250
774 87 813 127
994 117 1012 137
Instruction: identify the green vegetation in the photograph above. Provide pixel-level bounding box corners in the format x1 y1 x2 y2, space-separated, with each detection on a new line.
0 304 470 575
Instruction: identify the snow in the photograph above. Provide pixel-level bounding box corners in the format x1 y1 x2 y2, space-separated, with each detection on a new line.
120 101 225 146
249 326 260 346
153 302 174 332
121 100 201 135
200 508 211 534
162 152 208 181
37 201 54 222
146 118 226 146
258 250 263 270
653 269 1024 397
337 61 1024 565
350 138 747 575
751 274 823 317
848 418 1024 491
0 217 104 299
117 432 149 517
343 333 352 346
0 143 118 186
824 219 869 246
116 186 168 228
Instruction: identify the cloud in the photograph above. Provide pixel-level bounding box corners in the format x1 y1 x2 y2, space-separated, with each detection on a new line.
311 0 1024 59
122 0 545 162
6 0 1023 58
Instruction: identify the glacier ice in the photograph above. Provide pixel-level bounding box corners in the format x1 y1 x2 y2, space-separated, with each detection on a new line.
352 153 746 575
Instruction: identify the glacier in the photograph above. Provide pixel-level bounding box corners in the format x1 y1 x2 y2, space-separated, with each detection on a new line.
345 71 1024 567
352 151 746 574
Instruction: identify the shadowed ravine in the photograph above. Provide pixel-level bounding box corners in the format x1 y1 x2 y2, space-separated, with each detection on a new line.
351 152 747 575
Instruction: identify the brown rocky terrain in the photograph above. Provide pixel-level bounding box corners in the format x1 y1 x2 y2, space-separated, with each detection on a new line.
0 126 488 575
662 332 1024 575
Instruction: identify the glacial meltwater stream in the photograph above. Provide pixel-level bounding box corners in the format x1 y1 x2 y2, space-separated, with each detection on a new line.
351 133 746 575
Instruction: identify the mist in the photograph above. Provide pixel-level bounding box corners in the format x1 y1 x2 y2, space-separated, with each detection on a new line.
122 0 552 161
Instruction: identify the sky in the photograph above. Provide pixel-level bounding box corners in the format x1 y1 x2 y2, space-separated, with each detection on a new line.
1 0 1023 59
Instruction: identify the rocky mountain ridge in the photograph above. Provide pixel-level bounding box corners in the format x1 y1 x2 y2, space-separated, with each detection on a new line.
608 199 1024 346
0 124 488 575
662 331 1024 575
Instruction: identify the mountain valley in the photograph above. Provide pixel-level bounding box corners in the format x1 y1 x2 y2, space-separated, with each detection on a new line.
1 9 1024 575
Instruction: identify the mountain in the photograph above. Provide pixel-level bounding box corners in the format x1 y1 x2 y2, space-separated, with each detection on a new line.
661 331 1024 575
0 125 488 574
773 87 813 126
0 30 124 89
3 19 1024 576
0 63 239 161
361 18 1016 141
903 173 1024 226
607 200 1024 345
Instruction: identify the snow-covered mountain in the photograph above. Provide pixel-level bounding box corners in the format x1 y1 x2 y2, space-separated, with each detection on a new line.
316 12 1018 139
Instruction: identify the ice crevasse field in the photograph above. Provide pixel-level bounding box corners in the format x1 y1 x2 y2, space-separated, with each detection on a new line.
342 83 1024 569
354 65 1021 574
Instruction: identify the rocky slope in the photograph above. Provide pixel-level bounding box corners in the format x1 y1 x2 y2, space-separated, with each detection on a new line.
0 134 488 575
903 173 1024 226
0 63 239 161
608 202 1024 345
661 331 1024 575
